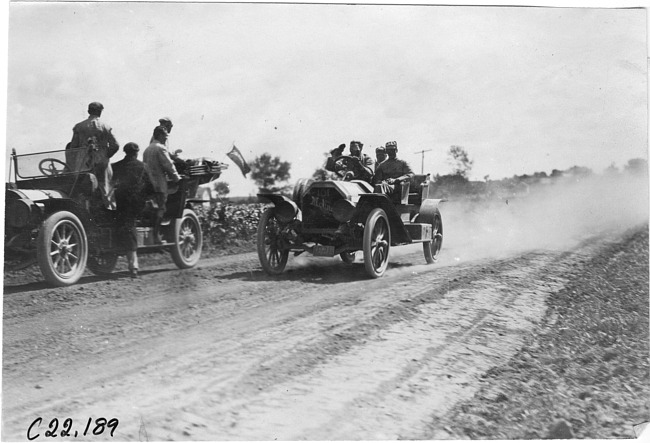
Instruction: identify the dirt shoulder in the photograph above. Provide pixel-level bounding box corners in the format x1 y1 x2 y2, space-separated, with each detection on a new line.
425 226 650 440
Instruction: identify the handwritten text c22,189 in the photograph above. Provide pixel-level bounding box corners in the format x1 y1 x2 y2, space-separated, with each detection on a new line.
27 417 119 440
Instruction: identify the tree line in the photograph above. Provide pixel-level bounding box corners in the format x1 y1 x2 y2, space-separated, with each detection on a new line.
210 146 648 200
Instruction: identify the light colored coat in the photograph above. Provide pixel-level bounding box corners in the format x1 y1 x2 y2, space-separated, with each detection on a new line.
143 141 181 194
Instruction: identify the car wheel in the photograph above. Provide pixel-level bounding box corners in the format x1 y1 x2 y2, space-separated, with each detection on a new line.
423 213 443 264
37 211 88 286
363 208 391 278
171 209 203 269
257 207 289 274
87 251 118 275
340 251 356 264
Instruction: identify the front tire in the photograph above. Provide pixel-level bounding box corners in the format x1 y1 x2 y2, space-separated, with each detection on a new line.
257 207 289 275
423 213 443 264
171 209 203 269
37 211 88 286
363 208 391 278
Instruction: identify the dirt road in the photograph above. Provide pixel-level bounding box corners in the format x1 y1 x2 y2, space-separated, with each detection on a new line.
0 233 630 440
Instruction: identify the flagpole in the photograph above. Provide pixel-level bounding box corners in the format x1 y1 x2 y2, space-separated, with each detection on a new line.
414 149 432 174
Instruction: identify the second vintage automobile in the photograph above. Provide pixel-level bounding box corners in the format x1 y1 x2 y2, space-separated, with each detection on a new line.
257 155 443 278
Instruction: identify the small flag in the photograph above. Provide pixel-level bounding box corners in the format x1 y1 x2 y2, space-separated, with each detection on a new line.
227 145 251 177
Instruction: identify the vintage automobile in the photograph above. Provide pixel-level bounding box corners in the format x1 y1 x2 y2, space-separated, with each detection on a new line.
5 147 226 286
256 155 443 278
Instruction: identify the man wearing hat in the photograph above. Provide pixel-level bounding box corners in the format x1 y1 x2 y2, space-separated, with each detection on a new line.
112 143 154 277
67 101 120 207
151 117 173 144
158 117 173 134
325 140 374 183
143 126 182 244
373 141 414 195
375 146 387 170
151 117 183 160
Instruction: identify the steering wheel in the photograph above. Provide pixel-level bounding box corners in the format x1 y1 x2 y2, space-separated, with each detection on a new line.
333 155 363 181
39 158 69 176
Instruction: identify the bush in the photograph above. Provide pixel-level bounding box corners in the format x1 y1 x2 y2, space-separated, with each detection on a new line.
194 202 267 251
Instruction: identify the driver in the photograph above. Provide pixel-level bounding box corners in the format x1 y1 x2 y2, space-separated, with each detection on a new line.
324 140 374 183
373 141 414 195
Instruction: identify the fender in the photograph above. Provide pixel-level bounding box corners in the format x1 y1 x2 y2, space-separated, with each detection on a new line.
257 193 301 223
416 198 444 225
257 193 294 207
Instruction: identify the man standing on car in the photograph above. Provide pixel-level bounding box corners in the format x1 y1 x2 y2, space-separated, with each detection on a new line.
373 141 414 195
325 140 374 183
112 142 153 278
143 126 181 244
66 101 120 208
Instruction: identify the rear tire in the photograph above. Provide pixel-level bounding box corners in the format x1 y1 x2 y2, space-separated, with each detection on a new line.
257 208 289 274
363 208 391 278
37 211 88 287
171 209 203 269
423 213 443 264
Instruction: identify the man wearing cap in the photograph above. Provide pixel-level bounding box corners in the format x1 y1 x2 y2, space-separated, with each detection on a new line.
150 117 173 145
112 142 154 277
325 140 374 183
67 101 120 207
143 126 182 244
151 117 183 160
373 141 414 195
375 146 387 170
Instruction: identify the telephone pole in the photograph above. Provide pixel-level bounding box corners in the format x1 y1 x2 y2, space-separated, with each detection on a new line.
414 149 432 174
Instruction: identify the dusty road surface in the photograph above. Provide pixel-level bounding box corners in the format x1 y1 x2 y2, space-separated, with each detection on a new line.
2 228 630 441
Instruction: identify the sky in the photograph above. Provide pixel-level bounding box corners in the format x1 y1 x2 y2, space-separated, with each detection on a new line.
4 1 648 196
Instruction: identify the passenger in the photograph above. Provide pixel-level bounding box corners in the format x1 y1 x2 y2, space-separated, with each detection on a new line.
111 142 154 278
150 117 172 146
375 146 387 170
150 117 182 160
66 101 120 208
325 140 374 183
158 117 173 137
143 126 181 244
373 141 414 196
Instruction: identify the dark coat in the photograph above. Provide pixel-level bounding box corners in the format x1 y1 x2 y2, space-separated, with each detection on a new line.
111 155 154 249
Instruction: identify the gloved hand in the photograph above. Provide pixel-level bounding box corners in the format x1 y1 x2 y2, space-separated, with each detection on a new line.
330 143 346 156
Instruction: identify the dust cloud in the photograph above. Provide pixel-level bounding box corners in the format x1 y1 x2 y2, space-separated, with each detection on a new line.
440 173 649 263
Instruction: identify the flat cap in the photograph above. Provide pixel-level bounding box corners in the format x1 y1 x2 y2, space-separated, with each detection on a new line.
88 102 104 112
123 142 139 154
386 141 397 149
375 146 386 153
